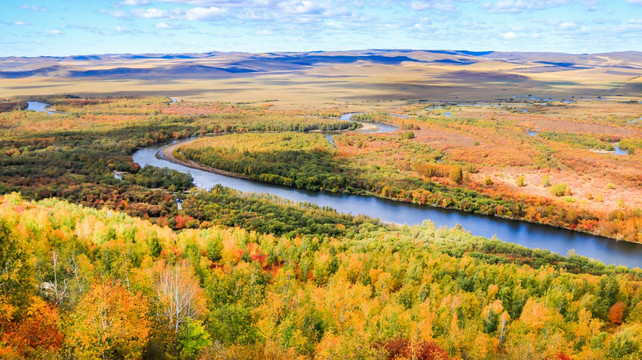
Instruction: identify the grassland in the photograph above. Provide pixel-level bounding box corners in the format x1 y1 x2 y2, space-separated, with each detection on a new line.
1 50 640 110
174 99 642 242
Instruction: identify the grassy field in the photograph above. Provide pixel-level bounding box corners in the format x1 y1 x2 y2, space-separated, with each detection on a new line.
1 50 640 109
173 98 642 242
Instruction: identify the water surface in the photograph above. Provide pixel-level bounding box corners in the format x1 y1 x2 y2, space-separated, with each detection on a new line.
133 140 642 268
26 101 56 114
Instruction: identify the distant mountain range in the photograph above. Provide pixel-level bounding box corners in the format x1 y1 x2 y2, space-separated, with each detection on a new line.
1 50 640 80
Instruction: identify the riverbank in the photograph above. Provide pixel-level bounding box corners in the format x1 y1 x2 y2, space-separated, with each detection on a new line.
134 139 642 267
158 136 631 244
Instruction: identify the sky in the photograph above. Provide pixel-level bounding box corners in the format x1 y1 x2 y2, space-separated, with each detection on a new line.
1 0 641 57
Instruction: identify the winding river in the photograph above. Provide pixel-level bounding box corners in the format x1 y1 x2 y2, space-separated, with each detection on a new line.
132 114 642 268
26 100 641 266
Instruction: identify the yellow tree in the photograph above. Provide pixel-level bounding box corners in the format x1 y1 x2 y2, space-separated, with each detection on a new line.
66 281 151 360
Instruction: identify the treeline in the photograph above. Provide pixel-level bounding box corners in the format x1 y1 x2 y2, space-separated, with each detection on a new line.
124 165 194 191
176 133 354 192
178 147 352 192
351 112 393 123
537 131 615 151
0 101 27 113
181 185 378 238
1 194 641 359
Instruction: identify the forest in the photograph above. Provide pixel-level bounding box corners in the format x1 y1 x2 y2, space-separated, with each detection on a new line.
0 96 641 359
1 193 641 359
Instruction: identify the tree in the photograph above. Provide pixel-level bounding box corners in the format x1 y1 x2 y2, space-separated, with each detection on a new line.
608 302 626 325
155 261 207 335
178 319 212 359
449 166 463 184
0 219 33 310
66 282 151 360
0 297 64 358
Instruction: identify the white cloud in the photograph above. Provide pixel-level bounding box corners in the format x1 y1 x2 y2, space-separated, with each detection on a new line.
184 6 226 20
484 0 569 14
155 22 171 29
155 21 182 29
129 5 226 21
410 1 456 12
630 18 642 24
156 0 273 5
278 1 324 15
99 9 130 18
411 1 431 11
19 4 46 11
45 29 62 35
119 0 150 5
12 21 29 26
131 8 169 19
627 0 642 5
502 31 516 39
558 22 576 30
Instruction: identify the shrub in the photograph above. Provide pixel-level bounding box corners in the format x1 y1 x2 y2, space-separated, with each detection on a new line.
550 183 571 197
542 175 551 187
516 175 526 187
449 166 463 184
464 164 478 173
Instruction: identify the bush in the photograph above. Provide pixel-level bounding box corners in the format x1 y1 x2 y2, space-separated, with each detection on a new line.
550 183 571 197
516 175 526 187
449 166 463 184
542 175 551 187
464 164 478 173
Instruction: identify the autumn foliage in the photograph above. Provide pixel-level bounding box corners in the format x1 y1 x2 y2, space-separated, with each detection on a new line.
0 193 641 359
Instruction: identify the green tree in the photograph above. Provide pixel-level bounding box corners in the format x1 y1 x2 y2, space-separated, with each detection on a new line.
0 219 33 310
178 319 212 359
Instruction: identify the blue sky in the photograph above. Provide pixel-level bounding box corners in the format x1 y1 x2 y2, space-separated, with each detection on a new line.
1 0 641 57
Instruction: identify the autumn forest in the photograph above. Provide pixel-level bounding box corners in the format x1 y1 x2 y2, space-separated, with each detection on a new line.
0 93 640 360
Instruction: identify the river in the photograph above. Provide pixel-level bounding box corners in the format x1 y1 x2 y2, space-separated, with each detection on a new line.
27 100 639 266
132 114 642 268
